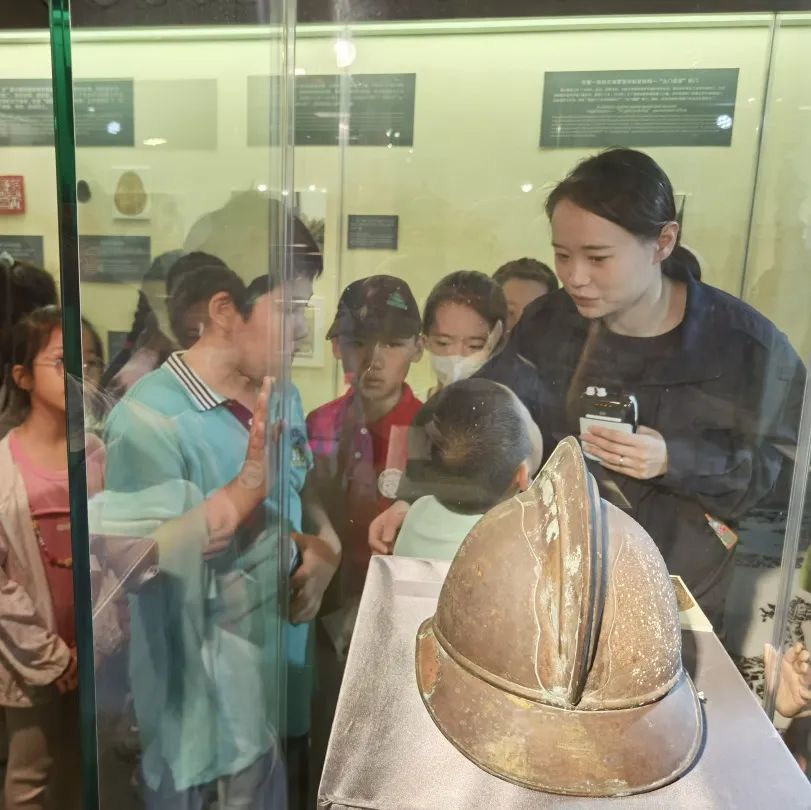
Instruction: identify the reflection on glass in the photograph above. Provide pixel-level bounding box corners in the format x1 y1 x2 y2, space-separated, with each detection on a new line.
3 6 810 806
51 2 303 805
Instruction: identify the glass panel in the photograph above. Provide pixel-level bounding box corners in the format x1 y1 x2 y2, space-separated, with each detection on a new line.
0 12 84 809
46 7 301 810
292 9 811 804
746 11 811 773
11 4 807 807
293 14 781 414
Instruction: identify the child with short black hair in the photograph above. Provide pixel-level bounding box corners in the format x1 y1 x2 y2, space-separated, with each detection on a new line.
166 256 244 348
393 378 542 561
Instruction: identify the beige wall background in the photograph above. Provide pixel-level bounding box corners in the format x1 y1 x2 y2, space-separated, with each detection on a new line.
2 14 809 414
742 20 811 359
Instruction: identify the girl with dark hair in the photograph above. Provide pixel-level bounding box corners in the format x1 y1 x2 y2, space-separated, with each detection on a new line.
477 147 805 625
422 270 507 395
101 249 187 398
0 307 104 809
99 290 152 388
493 258 559 331
81 318 104 385
0 254 58 439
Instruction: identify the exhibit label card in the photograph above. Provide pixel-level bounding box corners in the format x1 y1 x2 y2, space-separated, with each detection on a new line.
0 79 134 147
79 235 150 283
0 235 44 267
347 215 399 250
540 69 739 148
248 74 416 147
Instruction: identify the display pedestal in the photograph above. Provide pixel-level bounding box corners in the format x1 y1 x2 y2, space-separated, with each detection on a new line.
319 556 811 809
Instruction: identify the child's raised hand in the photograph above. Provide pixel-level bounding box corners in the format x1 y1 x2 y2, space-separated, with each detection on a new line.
239 376 274 494
203 377 276 554
765 642 811 718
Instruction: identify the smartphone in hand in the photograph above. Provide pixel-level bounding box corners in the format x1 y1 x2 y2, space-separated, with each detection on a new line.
578 387 638 461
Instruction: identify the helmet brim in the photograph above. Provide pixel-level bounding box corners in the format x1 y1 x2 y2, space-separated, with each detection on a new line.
416 617 704 797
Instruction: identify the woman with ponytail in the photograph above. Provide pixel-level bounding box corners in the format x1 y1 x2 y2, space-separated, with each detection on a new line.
478 148 805 626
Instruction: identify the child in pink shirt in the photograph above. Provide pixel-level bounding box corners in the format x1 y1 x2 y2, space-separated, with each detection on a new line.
0 307 104 810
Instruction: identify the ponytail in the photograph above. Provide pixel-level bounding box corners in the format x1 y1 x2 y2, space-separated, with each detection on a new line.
662 244 701 282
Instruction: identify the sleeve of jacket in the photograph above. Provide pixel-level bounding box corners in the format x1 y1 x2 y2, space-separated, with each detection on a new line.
659 329 806 521
0 524 70 687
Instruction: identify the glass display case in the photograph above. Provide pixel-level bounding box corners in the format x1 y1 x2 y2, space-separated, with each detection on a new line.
0 2 809 808
7 3 300 809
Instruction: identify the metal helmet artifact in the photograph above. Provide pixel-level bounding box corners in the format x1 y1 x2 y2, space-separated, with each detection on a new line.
415 437 703 797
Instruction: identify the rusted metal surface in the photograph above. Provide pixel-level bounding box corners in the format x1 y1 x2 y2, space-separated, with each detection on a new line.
416 437 703 797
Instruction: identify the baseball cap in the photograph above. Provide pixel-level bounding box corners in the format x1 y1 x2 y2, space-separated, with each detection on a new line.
326 275 421 341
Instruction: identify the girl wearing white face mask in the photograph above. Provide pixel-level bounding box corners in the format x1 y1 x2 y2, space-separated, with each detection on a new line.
422 271 507 398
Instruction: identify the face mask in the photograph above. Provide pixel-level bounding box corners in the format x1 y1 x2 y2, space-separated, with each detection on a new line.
429 321 504 386
430 352 488 386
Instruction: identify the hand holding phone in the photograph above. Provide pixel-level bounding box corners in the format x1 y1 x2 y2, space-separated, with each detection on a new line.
580 424 669 480
578 387 638 462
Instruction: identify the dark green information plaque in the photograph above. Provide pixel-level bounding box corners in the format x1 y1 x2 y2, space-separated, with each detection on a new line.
248 74 416 147
347 215 399 250
540 69 739 148
79 235 150 283
0 79 134 147
0 235 44 267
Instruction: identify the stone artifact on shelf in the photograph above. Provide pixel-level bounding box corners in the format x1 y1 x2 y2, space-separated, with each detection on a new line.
113 169 148 218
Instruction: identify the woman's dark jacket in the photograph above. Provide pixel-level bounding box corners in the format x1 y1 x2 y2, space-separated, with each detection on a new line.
480 266 806 613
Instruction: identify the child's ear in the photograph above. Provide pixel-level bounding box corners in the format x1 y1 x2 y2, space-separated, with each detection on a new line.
11 364 32 392
331 338 342 360
513 461 530 492
411 335 424 364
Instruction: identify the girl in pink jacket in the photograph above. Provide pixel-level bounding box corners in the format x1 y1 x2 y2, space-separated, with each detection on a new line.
0 307 103 810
